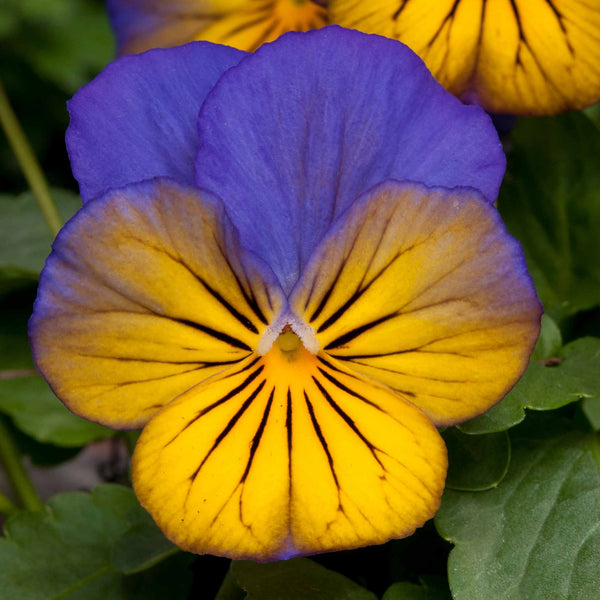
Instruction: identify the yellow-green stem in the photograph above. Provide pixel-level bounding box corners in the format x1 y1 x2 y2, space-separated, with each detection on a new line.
0 417 43 511
0 79 62 237
0 489 17 517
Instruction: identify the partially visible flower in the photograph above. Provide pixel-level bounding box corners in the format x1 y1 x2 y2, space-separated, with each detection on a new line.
330 0 600 115
30 28 541 560
108 0 600 115
108 0 328 54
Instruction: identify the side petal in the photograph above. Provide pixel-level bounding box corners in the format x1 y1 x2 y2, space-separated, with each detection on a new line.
330 0 600 115
290 180 542 426
108 0 327 55
29 179 284 429
67 41 246 202
195 26 505 292
132 343 446 560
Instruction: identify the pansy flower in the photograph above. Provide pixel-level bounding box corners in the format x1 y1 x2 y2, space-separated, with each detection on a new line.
108 0 328 55
330 0 600 115
30 27 541 561
108 0 600 115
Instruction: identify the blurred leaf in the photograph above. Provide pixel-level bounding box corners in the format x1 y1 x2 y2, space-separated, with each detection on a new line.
436 424 600 599
530 315 562 362
0 485 191 599
382 581 450 600
0 0 113 93
585 102 600 130
10 420 81 466
112 506 178 574
499 113 600 320
0 376 113 446
461 333 600 434
443 429 510 491
583 397 600 431
0 288 113 446
0 188 80 281
233 558 378 600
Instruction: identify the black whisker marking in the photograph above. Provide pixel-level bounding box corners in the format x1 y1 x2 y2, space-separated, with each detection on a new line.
312 377 384 469
240 387 275 483
165 365 264 445
304 392 340 489
190 379 267 480
325 313 396 350
318 367 381 411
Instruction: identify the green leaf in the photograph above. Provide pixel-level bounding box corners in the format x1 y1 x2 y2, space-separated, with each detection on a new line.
0 485 190 599
382 581 450 600
585 102 600 130
436 423 600 599
0 188 80 281
0 377 114 446
443 429 510 491
0 290 112 446
530 315 562 362
460 336 600 434
583 397 600 431
499 113 600 320
232 558 378 600
112 506 178 575
0 0 113 93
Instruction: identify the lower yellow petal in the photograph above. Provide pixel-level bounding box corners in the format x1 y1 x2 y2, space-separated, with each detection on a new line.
132 339 446 560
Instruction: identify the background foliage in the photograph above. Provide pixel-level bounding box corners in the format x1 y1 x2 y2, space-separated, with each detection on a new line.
0 1 599 598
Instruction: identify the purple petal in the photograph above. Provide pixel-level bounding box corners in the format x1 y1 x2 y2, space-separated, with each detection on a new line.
67 42 246 202
195 26 506 292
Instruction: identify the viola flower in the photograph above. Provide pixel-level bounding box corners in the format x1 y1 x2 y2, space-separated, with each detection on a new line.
330 0 600 115
30 28 541 560
108 0 328 55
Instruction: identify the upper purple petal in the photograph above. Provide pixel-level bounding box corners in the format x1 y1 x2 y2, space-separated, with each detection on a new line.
195 26 506 292
67 41 246 202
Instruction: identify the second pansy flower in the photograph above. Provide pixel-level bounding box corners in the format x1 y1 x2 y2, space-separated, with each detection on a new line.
30 27 541 561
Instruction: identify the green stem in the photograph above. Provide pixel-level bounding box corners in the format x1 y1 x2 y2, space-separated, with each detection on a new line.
0 489 18 517
0 417 43 511
0 79 62 237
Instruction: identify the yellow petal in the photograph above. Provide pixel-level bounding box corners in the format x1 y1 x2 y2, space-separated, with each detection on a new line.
132 339 446 560
330 0 600 115
30 179 284 429
118 0 328 55
290 181 542 426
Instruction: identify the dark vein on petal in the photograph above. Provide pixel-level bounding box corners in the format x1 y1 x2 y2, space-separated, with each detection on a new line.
304 392 340 488
317 367 381 411
240 387 275 483
190 379 267 480
286 387 293 484
325 313 397 350
312 376 384 469
165 365 264 445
